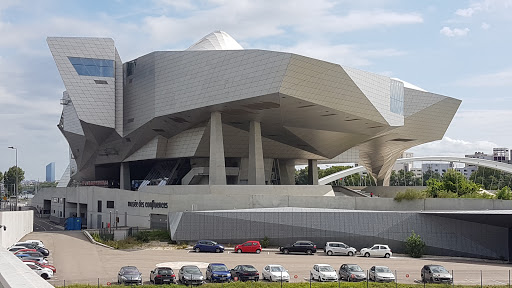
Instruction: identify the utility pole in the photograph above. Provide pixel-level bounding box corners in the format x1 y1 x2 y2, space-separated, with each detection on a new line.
8 146 18 211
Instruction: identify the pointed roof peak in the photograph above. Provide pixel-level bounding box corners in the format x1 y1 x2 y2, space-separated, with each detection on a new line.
187 31 243 51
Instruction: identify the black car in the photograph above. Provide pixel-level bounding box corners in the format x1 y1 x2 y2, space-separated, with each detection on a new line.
279 241 317 255
230 265 259 282
15 243 50 256
150 267 176 285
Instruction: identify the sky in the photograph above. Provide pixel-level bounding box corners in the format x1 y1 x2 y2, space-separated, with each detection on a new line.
0 0 511 181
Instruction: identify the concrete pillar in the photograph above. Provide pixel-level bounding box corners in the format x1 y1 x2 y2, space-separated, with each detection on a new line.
248 121 265 185
120 162 131 190
279 159 296 185
209 112 226 185
307 159 318 185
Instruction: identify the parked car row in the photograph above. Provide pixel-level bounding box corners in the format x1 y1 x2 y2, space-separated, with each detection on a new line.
191 239 392 259
7 239 55 280
119 262 453 285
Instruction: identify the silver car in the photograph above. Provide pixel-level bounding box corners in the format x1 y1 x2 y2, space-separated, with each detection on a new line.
324 242 356 256
369 266 395 282
118 266 142 285
179 265 204 285
421 265 453 284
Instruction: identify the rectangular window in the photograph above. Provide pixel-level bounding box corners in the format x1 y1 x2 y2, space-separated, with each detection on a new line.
68 57 114 77
390 79 404 115
107 201 114 209
98 200 102 213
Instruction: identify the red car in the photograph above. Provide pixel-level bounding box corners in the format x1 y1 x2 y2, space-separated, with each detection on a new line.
22 260 56 273
14 249 37 255
235 241 262 254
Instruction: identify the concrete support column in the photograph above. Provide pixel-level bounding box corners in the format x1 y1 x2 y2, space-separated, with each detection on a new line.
307 159 318 185
120 162 131 190
209 112 226 185
248 121 265 185
279 159 296 185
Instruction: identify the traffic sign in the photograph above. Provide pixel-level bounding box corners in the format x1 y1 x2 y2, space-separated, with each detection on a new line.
294 275 298 279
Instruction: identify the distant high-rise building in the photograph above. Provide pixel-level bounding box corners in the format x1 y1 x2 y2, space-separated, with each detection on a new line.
46 162 55 182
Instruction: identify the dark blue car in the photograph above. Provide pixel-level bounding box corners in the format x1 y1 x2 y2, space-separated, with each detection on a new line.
193 240 224 253
206 263 231 282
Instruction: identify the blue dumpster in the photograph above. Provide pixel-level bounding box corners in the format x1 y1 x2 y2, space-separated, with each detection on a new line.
65 217 82 230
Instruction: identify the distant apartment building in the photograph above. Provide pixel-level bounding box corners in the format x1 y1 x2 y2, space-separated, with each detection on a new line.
492 148 510 162
392 152 414 172
46 162 55 182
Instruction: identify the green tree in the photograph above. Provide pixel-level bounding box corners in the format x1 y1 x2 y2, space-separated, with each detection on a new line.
295 167 309 185
0 171 3 183
471 167 512 190
422 168 442 185
496 186 512 200
4 166 25 194
390 169 422 186
425 169 481 197
405 231 426 258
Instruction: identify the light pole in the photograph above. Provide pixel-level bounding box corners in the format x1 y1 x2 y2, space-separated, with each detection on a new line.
7 146 17 211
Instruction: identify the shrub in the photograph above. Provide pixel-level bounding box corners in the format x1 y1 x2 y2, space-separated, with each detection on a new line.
134 230 171 243
435 190 458 198
176 242 189 249
405 231 425 258
394 189 426 202
496 186 512 200
261 236 270 248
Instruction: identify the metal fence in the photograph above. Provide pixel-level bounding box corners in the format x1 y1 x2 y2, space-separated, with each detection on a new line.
46 269 512 287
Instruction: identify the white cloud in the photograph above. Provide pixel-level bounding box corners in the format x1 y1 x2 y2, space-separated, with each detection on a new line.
481 22 491 29
143 1 423 47
440 26 470 37
455 0 512 17
409 137 498 157
268 42 405 68
455 68 512 87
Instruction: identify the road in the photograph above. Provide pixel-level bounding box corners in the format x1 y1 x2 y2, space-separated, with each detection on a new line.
19 231 512 287
33 216 64 232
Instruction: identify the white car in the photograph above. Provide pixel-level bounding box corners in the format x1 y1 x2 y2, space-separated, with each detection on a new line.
8 246 29 252
262 265 290 282
369 266 395 282
360 244 392 258
23 240 45 248
25 262 53 279
310 264 338 282
325 242 356 256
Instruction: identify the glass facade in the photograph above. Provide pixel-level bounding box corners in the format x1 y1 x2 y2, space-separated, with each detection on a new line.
68 57 114 77
390 79 404 115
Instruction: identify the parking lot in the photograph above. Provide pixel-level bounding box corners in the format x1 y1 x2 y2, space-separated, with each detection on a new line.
21 231 512 286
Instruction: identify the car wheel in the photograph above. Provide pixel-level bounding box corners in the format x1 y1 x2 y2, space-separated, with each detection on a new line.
385 253 390 258
364 252 370 257
283 248 289 254
215 248 220 253
348 251 354 256
327 250 333 256
41 273 48 280
237 249 242 253
256 249 261 254
195 247 200 253
306 249 312 255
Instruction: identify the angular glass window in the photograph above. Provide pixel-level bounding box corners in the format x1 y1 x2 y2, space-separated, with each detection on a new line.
390 79 404 115
68 57 114 77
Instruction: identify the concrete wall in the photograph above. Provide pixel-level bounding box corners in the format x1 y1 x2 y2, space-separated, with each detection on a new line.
31 186 512 230
0 211 33 249
0 249 54 288
363 186 427 198
171 208 510 260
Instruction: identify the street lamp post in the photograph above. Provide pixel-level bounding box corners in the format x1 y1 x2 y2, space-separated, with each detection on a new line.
7 146 18 211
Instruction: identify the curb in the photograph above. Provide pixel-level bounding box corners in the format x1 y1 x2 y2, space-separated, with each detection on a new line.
83 230 115 249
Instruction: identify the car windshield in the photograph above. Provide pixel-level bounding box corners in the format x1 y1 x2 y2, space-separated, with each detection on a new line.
348 265 363 272
319 266 334 272
271 266 286 272
158 269 173 275
431 267 449 274
241 266 257 272
211 265 228 271
376 267 391 273
183 267 201 274
210 241 218 245
123 267 139 275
